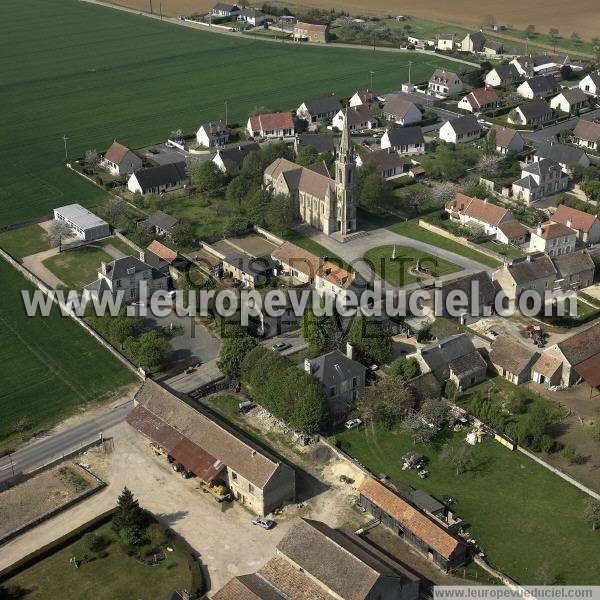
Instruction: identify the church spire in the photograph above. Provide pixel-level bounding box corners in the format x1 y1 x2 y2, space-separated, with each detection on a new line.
340 106 351 156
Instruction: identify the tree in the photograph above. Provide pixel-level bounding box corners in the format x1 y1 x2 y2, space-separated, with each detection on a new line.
245 187 271 226
347 313 392 364
217 330 257 378
358 171 389 212
226 173 254 209
125 331 171 373
112 487 145 535
146 522 170 548
583 498 600 531
82 532 105 553
103 197 127 226
442 442 474 475
444 379 458 402
265 192 296 234
45 220 73 251
358 375 415 427
404 411 437 445
593 37 600 64
477 154 503 175
169 221 195 248
483 127 497 155
119 526 144 547
84 148 100 171
170 128 183 140
388 356 420 380
570 32 581 44
549 28 560 49
431 181 456 207
418 398 449 430
525 24 535 36
296 145 320 167
193 160 226 195
301 303 335 354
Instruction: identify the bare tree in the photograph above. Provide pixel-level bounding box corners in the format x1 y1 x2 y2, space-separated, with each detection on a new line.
441 442 474 475
185 155 203 178
583 498 600 531
432 181 456 207
46 220 73 251
103 197 127 225
477 154 503 175
169 128 183 140
403 411 437 445
84 149 99 170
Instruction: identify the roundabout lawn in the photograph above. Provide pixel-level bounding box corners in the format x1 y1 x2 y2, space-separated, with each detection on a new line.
364 244 462 286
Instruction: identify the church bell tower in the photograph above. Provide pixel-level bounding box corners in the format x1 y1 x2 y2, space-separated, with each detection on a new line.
334 107 357 235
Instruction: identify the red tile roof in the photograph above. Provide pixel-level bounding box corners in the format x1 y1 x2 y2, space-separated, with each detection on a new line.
552 204 597 234
147 240 178 262
448 193 509 226
104 141 131 165
170 438 225 482
249 112 294 133
537 221 576 240
464 88 499 109
295 21 327 32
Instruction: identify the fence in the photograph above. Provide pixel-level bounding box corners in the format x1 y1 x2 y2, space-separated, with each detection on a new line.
0 214 53 235
254 225 285 246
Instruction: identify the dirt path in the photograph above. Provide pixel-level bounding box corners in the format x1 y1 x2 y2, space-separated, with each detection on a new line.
22 248 66 288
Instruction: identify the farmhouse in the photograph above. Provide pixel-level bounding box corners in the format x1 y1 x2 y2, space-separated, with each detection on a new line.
461 31 486 53
53 204 110 242
293 22 328 43
127 161 188 195
579 71 600 96
382 95 422 125
428 69 463 97
490 337 538 384
572 119 600 152
533 142 590 173
332 105 377 131
238 7 265 26
357 149 406 180
484 63 521 88
127 380 295 516
457 88 500 113
211 3 240 17
196 121 229 147
439 114 481 144
380 127 425 155
436 34 455 51
508 99 552 126
550 88 589 114
247 112 295 138
214 518 420 600
100 141 142 176
529 222 576 256
483 40 504 56
213 143 260 175
296 94 341 123
294 133 336 155
349 88 377 108
358 477 469 572
551 204 600 244
512 158 568 203
304 346 366 425
511 54 565 78
517 75 560 100
552 251 595 289
488 125 524 154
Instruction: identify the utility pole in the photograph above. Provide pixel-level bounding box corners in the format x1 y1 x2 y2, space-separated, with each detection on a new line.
225 101 228 125
369 70 374 90
63 135 69 162
149 0 152 13
159 2 162 20
408 61 412 85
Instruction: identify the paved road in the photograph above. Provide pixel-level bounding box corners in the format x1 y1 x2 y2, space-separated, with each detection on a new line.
0 401 133 483
521 108 600 145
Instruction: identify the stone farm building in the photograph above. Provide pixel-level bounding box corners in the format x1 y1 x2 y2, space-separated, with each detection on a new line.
293 22 328 43
127 380 295 516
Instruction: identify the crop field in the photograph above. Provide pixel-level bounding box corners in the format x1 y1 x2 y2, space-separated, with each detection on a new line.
1 0 466 228
0 259 137 452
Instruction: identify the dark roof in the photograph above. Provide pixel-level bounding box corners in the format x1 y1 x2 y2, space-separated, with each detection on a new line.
522 75 560 95
240 6 263 17
147 210 179 231
535 142 587 166
573 118 600 143
101 255 159 281
345 105 377 126
448 349 487 378
307 350 366 386
133 162 187 191
223 253 273 276
518 99 552 120
409 489 445 514
301 94 342 116
556 87 588 105
438 271 497 310
420 334 478 381
490 337 537 376
295 133 336 154
198 120 229 139
216 143 260 171
383 95 421 119
384 126 424 147
492 63 520 80
447 114 481 135
213 574 285 600
507 253 556 284
558 322 600 366
365 149 405 171
213 3 239 11
306 160 330 177
553 251 595 278
408 372 442 403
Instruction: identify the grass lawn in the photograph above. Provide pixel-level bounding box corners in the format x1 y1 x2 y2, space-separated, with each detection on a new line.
364 244 462 286
0 0 465 229
333 425 600 584
286 230 354 272
476 240 523 260
0 224 49 260
387 221 502 268
94 235 139 256
2 521 198 600
43 246 113 290
0 259 137 452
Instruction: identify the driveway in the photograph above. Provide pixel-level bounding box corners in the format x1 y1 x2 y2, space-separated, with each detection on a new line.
22 248 66 288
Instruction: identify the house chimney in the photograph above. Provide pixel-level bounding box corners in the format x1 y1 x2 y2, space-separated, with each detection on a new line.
101 261 107 274
536 223 542 237
346 342 354 360
304 358 313 374
526 254 533 262
566 218 572 229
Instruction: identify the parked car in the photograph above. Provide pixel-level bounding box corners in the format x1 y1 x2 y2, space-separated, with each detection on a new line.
252 517 275 529
344 418 363 430
339 474 355 484
272 341 290 352
239 400 255 413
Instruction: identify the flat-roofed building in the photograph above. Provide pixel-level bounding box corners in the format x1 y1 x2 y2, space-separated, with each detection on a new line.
53 204 110 241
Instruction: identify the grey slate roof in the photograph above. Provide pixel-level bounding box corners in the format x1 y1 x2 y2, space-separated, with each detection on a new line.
556 87 588 104
101 255 161 281
448 349 487 378
523 75 559 95
223 253 273 276
507 253 556 284
307 350 366 386
518 99 552 120
133 161 188 191
553 251 595 278
535 142 587 166
199 120 229 140
523 157 564 179
147 210 179 231
447 114 481 135
295 133 336 154
493 63 520 80
302 94 342 116
420 334 478 381
365 149 406 171
385 126 424 147
217 143 260 171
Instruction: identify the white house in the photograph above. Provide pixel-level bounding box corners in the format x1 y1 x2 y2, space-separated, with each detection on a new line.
572 119 600 152
512 158 569 204
332 106 377 131
484 64 521 88
196 121 229 148
549 88 589 114
579 71 600 96
127 162 189 195
247 112 295 138
517 75 560 100
100 141 142 176
380 127 425 155
461 31 486 53
507 99 552 126
349 89 377 108
488 125 525 155
296 95 341 123
529 222 576 257
428 69 463 97
457 88 500 113
211 3 240 17
238 7 265 26
439 115 481 144
382 95 422 125
436 34 455 51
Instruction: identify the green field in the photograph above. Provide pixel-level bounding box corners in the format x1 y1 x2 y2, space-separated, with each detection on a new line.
0 259 137 451
364 244 462 285
0 224 48 260
0 0 467 228
334 426 600 584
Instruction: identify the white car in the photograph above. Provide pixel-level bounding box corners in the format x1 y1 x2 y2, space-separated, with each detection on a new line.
252 517 274 529
344 418 363 430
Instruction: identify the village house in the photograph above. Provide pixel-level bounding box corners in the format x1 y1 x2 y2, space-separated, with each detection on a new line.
356 148 406 180
552 251 595 290
446 193 519 241
53 204 110 242
196 121 229 148
551 204 600 244
211 2 240 17
517 75 560 100
358 477 469 572
212 142 260 175
512 158 568 203
461 31 486 53
214 518 420 600
488 125 525 154
490 337 538 384
304 345 366 425
572 119 600 152
497 220 529 245
271 240 322 284
332 105 377 131
578 71 600 96
247 112 295 138
483 40 504 56
293 22 328 43
84 255 168 302
533 142 590 174
221 253 272 288
508 99 553 127
100 141 142 176
484 63 521 88
382 95 422 125
294 133 336 155
492 253 557 307
439 114 481 144
380 126 425 155
127 380 295 516
418 334 487 390
296 94 341 124
532 322 600 388
127 161 189 195
349 89 378 108
550 88 589 114
529 221 576 256
238 7 265 26
428 69 463 97
143 240 188 281
458 88 500 113
315 261 361 307
511 54 566 78
436 34 455 51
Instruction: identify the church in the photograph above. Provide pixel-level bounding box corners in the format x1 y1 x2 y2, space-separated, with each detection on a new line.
263 110 357 236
